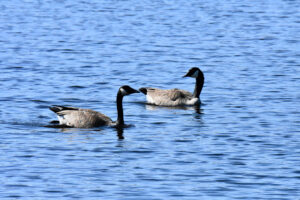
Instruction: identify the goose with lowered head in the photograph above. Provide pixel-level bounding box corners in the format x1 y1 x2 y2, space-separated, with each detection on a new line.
49 85 139 128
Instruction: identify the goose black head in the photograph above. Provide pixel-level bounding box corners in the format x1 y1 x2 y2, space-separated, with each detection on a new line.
119 85 140 96
183 67 204 79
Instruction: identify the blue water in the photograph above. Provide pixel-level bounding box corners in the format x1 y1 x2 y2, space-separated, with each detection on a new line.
1 0 300 199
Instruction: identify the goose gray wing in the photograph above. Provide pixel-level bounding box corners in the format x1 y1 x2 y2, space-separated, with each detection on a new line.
49 106 112 128
166 89 192 101
146 88 192 101
141 88 193 106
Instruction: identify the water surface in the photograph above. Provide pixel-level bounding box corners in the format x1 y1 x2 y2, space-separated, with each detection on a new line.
1 0 300 199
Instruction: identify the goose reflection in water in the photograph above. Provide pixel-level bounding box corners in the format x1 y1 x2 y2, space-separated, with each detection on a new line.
145 104 203 114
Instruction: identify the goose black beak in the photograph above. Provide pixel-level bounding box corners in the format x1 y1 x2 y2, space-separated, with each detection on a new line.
131 88 140 94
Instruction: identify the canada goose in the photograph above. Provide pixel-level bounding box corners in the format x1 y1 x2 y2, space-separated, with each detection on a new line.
139 67 204 106
49 85 139 128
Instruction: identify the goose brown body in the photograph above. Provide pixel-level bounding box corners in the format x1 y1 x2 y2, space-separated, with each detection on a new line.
50 106 113 128
139 67 204 106
49 85 139 128
140 88 198 106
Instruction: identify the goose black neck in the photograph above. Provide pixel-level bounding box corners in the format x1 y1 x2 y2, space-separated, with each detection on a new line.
116 91 124 126
193 75 204 98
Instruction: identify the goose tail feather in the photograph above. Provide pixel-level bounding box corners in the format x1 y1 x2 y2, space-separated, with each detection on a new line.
49 105 78 113
139 87 148 95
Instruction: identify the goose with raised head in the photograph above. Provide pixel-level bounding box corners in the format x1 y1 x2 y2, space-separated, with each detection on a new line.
49 85 139 128
139 67 204 106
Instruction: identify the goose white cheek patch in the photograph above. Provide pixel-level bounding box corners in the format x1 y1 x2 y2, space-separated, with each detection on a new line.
191 70 199 78
120 88 127 95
